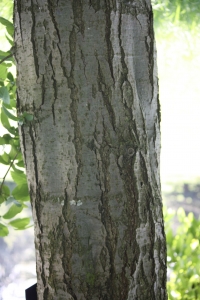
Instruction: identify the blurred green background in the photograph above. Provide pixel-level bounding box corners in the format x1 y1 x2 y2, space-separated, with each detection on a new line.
153 0 200 187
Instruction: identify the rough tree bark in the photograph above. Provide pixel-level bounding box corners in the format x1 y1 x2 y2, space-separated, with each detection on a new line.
14 0 167 299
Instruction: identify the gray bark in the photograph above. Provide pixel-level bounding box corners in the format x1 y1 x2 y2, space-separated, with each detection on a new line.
14 0 167 299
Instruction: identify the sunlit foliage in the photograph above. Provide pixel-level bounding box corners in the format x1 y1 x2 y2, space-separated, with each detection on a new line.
0 17 32 235
165 207 200 299
152 0 200 33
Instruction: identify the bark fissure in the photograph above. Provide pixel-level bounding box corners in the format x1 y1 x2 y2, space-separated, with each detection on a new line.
68 23 82 203
105 0 115 82
41 75 45 108
48 52 57 125
118 8 128 81
57 43 69 80
61 191 78 299
30 0 40 78
89 0 101 13
97 59 116 132
47 0 61 43
19 123 27 166
144 11 154 103
72 0 85 35
15 0 23 45
99 168 119 298
29 124 39 185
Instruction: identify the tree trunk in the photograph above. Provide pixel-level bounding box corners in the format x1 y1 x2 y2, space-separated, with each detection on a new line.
14 0 167 299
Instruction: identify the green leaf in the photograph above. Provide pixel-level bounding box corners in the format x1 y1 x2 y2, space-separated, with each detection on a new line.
16 151 23 161
0 50 10 59
2 133 12 144
1 108 16 134
0 157 8 165
16 160 25 168
0 86 10 104
0 136 6 145
4 63 12 68
0 17 14 37
0 223 9 237
9 218 30 230
0 64 7 80
7 72 14 82
6 35 14 46
1 107 10 128
25 114 34 121
12 183 30 201
0 152 11 165
11 165 24 174
8 145 18 159
2 106 18 121
3 203 23 219
23 112 34 122
0 195 5 204
10 98 16 108
12 137 20 147
3 102 13 110
11 171 27 185
0 184 10 197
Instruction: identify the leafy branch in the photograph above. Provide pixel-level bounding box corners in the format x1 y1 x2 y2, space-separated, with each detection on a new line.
0 150 19 193
0 53 13 65
0 16 32 236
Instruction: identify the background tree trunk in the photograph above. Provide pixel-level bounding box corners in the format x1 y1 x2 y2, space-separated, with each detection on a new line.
14 0 167 299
